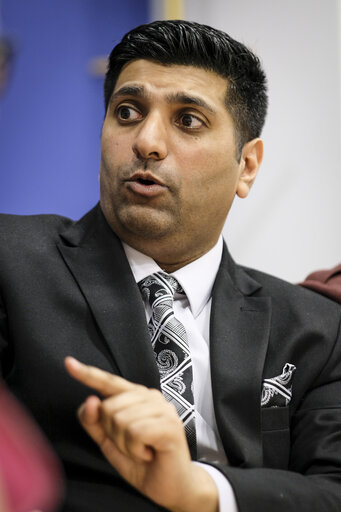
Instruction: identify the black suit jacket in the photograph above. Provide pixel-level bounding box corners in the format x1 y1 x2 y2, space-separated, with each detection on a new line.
0 204 341 511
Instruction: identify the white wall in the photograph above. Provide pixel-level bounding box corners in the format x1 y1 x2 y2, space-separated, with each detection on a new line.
151 0 341 282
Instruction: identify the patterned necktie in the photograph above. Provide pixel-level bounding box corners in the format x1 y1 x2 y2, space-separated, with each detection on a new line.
139 272 197 458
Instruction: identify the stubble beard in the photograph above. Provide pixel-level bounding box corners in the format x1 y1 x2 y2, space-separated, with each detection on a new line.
111 201 181 242
100 160 182 243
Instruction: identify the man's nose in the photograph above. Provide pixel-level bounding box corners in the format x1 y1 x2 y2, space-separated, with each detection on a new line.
132 112 168 160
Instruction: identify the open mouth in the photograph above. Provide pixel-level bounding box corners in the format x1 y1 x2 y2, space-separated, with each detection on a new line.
126 174 166 197
136 178 156 186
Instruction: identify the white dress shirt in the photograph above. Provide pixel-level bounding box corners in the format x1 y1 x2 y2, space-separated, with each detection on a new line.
123 239 238 512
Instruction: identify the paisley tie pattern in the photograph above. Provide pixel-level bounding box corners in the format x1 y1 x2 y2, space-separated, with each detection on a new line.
139 272 197 458
261 363 296 408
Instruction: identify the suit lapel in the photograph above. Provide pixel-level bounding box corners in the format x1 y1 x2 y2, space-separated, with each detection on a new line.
210 246 271 468
57 205 160 389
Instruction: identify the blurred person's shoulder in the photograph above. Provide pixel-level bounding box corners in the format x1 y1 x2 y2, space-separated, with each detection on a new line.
300 264 341 304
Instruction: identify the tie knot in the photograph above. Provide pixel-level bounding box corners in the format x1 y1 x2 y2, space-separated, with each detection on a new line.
139 272 184 307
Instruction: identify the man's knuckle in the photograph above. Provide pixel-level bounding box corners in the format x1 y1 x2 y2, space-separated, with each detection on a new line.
126 422 140 442
111 410 127 428
149 388 163 400
136 383 148 393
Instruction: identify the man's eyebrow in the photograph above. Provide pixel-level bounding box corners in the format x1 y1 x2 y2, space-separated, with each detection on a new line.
110 86 217 115
110 85 146 103
166 93 217 115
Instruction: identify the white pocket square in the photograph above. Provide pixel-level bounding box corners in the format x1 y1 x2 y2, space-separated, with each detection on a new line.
261 363 296 408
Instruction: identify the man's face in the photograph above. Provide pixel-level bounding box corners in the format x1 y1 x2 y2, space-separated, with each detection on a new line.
100 59 254 268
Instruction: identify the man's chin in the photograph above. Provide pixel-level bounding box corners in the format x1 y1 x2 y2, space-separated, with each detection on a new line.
113 207 177 241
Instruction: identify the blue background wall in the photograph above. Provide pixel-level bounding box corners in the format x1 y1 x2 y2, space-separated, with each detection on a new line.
0 0 149 217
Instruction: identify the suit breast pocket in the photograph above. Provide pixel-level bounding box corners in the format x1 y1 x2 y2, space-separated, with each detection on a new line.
261 406 290 469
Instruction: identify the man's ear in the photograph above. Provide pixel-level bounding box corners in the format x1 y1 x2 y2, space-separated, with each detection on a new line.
236 138 263 199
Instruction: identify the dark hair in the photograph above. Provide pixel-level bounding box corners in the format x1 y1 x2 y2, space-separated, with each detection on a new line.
104 20 268 155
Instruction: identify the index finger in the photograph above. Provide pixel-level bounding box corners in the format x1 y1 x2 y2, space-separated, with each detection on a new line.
65 357 136 397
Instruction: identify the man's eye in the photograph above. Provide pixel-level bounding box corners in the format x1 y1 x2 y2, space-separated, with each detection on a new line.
116 106 141 122
178 113 204 129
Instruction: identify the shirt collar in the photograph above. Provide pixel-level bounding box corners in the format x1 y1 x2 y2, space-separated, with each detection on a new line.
123 237 223 318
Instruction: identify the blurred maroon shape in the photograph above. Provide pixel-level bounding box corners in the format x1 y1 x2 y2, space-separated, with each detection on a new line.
0 383 63 512
300 264 341 304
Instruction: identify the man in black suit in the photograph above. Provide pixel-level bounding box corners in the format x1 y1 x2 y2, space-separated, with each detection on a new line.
1 20 341 512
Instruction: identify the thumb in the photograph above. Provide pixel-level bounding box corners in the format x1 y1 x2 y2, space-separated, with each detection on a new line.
78 395 106 446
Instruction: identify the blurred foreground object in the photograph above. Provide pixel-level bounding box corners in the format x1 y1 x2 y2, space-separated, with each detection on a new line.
300 264 341 304
0 383 63 512
0 37 14 96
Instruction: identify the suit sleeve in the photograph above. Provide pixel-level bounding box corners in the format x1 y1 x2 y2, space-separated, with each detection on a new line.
196 462 238 512
211 315 341 512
